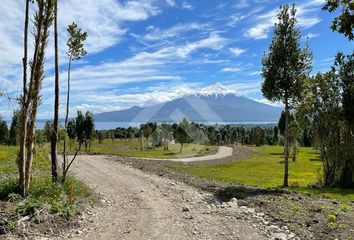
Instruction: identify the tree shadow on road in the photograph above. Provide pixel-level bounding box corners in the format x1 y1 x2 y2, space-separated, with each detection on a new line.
214 185 285 201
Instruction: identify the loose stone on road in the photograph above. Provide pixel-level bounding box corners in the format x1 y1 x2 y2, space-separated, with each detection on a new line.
55 155 297 240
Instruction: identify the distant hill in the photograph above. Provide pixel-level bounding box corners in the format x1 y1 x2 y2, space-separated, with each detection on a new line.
94 83 282 123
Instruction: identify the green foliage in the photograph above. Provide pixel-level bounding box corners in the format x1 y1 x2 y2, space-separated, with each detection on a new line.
97 130 104 144
67 22 87 60
326 213 338 230
0 117 9 144
51 201 74 219
0 146 18 176
327 213 337 223
299 53 354 187
35 129 46 147
84 111 95 141
248 126 266 146
273 126 279 145
175 118 193 152
323 0 354 40
5 220 19 231
336 53 354 130
75 111 85 143
339 204 350 212
261 4 312 106
43 120 53 142
0 177 19 199
278 111 295 136
18 197 44 215
75 111 95 150
261 4 312 187
0 176 91 218
63 177 91 198
8 111 19 146
67 120 76 140
8 193 22 202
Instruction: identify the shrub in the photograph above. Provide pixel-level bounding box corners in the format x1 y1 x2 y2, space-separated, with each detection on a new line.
1 176 91 219
0 177 18 200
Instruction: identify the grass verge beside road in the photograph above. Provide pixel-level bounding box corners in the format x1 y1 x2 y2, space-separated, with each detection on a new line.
174 146 354 201
64 138 218 159
0 145 94 236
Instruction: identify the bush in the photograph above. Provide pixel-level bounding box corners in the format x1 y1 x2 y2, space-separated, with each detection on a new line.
0 177 18 200
18 198 44 215
0 176 92 219
8 193 22 202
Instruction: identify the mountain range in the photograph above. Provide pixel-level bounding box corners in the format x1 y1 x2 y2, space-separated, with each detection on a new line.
94 83 282 123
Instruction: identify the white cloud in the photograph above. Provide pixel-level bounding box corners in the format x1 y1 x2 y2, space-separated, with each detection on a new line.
244 1 323 40
225 81 261 95
252 98 283 107
175 33 227 58
229 48 247 57
221 67 242 73
303 33 320 39
37 34 229 117
0 0 162 99
181 1 194 10
248 71 262 76
165 0 176 7
143 22 209 42
232 0 250 9
56 0 159 56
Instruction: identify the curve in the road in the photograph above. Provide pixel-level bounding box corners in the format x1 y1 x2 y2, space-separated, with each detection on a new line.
134 146 233 162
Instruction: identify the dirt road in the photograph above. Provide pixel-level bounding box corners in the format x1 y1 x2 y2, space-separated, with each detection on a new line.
135 146 233 162
66 155 273 240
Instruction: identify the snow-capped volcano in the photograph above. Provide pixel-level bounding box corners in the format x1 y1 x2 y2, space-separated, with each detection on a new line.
197 82 238 96
94 82 282 123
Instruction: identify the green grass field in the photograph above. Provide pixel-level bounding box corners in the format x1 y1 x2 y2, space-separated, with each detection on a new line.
65 138 218 159
0 145 50 177
174 146 354 201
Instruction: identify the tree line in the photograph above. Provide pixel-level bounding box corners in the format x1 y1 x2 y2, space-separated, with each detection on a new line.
261 3 353 188
90 118 296 152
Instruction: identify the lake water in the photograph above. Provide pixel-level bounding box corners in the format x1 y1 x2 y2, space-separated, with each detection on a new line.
69 121 276 130
7 121 276 130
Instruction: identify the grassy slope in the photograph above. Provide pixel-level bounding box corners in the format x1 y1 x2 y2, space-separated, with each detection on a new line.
65 138 218 159
175 146 354 201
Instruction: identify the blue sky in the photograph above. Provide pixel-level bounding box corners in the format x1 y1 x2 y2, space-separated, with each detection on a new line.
0 0 352 119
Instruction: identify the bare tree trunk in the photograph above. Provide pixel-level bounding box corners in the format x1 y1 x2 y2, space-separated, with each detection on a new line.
62 55 72 179
25 107 37 190
24 0 53 191
62 143 81 183
180 143 183 153
21 0 45 196
283 102 290 187
292 143 297 162
18 0 31 197
51 0 59 182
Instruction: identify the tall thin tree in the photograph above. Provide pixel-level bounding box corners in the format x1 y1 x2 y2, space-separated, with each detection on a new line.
18 0 31 197
62 22 87 183
51 0 59 182
261 4 312 187
25 0 54 191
